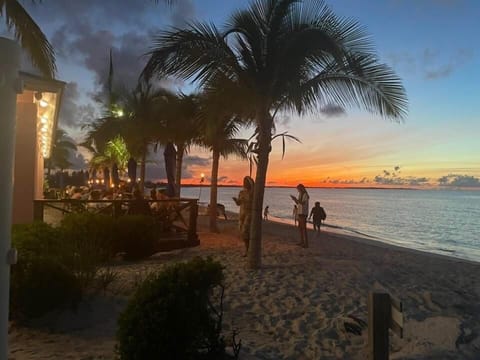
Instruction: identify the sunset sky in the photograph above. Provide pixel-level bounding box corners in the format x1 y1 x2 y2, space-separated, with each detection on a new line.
5 0 480 188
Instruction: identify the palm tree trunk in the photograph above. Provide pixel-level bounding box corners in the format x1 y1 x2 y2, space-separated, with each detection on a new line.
139 152 146 192
209 149 220 233
175 143 185 197
248 119 272 269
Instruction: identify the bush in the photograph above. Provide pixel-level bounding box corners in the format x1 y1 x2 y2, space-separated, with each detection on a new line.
117 257 227 360
10 257 82 320
10 222 82 319
12 222 63 262
115 215 157 260
60 213 116 286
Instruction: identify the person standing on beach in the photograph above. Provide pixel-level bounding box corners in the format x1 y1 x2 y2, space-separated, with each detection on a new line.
309 201 326 232
291 184 309 247
264 206 269 220
233 176 255 256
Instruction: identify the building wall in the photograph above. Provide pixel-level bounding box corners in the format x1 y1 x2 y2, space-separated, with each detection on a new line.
12 91 38 224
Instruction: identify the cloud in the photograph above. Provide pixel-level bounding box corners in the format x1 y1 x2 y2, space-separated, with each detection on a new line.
438 174 480 187
58 82 97 128
386 48 474 80
68 151 88 170
373 166 429 186
320 104 346 118
373 175 429 186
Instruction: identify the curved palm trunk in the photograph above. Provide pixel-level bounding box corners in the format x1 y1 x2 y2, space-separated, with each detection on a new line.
209 149 220 233
248 119 272 269
175 143 185 197
139 152 146 193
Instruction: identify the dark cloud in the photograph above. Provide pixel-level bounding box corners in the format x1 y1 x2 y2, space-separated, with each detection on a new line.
320 104 346 118
373 175 429 186
68 151 88 170
218 176 229 183
170 0 196 27
58 82 97 128
142 150 210 181
387 48 474 80
373 166 428 186
438 174 480 187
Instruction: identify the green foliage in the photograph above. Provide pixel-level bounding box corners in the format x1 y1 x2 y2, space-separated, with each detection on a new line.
115 215 157 260
116 257 227 360
60 213 116 286
10 222 82 320
10 257 81 320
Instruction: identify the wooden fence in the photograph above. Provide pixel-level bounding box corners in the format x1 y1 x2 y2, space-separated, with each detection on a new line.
33 198 199 247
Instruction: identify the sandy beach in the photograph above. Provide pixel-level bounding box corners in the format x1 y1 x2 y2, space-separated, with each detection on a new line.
8 215 480 359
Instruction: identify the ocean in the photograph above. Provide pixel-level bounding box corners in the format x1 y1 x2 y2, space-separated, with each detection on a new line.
181 187 480 263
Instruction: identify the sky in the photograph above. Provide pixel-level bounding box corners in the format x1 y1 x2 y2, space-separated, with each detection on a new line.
4 0 480 188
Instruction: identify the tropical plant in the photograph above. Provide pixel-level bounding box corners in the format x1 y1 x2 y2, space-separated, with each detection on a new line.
144 0 408 268
1 0 56 77
45 128 77 175
122 79 174 190
88 135 130 173
160 93 201 197
198 97 248 232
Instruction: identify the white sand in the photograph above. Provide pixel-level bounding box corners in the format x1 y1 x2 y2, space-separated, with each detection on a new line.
9 216 480 359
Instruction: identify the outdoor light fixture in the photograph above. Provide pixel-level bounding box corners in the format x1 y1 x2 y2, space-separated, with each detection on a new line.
39 99 48 108
40 116 48 124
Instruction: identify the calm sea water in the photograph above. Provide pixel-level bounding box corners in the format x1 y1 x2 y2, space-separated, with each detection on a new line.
181 187 480 262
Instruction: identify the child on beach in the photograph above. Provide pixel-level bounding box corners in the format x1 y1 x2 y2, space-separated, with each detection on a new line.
309 201 326 232
264 206 269 220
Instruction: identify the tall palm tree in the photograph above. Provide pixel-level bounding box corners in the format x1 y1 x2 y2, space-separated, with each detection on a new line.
145 0 408 269
122 80 174 190
201 115 248 232
1 0 56 77
45 128 77 175
159 93 201 197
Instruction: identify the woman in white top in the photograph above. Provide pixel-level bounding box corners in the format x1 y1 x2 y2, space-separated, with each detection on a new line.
291 184 309 248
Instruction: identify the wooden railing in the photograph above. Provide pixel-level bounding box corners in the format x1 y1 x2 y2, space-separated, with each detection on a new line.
33 198 199 245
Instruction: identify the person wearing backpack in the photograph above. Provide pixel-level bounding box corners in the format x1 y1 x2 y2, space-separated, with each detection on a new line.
309 201 326 232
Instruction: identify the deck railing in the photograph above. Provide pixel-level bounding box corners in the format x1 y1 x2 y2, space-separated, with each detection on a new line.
33 198 199 245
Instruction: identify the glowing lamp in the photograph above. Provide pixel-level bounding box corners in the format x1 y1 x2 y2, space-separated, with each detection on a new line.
40 116 48 124
39 99 48 108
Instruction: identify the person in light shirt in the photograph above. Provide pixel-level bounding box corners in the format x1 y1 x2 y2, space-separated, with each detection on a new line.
290 184 309 248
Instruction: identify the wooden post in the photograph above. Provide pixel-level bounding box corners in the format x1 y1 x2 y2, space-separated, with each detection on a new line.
368 291 391 360
188 200 199 244
33 201 44 222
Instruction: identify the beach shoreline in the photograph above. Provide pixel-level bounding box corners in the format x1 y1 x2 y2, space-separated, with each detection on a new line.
9 215 480 359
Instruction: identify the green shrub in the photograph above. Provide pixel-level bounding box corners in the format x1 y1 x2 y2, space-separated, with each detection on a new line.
60 213 116 286
115 215 157 260
10 222 82 319
116 257 227 360
12 222 63 262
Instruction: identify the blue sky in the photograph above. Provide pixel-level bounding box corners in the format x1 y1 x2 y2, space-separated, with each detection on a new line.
4 0 479 187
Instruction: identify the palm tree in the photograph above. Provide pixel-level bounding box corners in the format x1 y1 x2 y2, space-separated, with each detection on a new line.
144 0 408 269
122 80 174 191
89 135 130 174
1 0 56 77
45 128 77 175
198 101 248 232
159 93 201 197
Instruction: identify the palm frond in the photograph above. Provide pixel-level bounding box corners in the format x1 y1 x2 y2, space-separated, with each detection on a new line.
2 0 56 77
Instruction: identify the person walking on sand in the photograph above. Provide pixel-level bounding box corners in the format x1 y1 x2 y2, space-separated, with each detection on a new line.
291 184 309 248
264 205 269 220
233 176 254 256
309 201 326 232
